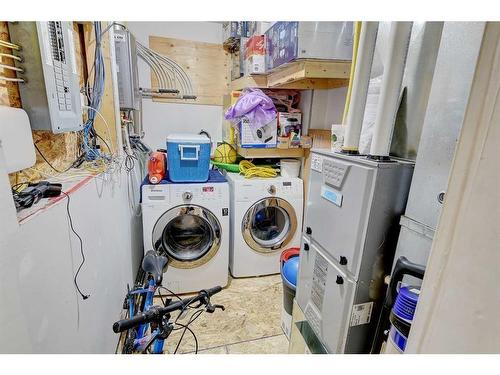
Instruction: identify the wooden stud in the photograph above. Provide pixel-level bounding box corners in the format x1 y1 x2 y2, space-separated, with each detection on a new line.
236 147 305 159
83 22 118 152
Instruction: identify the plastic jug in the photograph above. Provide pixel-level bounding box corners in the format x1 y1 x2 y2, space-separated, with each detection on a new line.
148 152 166 184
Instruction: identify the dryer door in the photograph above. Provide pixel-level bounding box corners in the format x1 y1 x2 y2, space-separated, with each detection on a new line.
152 205 221 269
242 197 297 253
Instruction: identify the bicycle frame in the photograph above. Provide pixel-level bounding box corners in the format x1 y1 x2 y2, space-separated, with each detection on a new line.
125 278 166 354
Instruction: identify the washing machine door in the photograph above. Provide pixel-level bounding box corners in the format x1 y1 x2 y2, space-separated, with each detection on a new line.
152 205 221 269
242 197 297 253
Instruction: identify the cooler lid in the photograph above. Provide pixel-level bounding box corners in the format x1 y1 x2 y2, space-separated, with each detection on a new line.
166 133 211 143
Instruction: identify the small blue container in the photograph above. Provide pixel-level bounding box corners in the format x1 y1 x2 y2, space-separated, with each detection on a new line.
166 133 211 183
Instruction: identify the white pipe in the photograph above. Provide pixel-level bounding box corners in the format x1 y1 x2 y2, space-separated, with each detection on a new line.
108 23 124 155
369 22 413 158
342 22 379 153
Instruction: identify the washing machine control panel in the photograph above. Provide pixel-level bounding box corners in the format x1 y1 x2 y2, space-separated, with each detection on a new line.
182 191 193 201
171 185 222 202
142 185 169 204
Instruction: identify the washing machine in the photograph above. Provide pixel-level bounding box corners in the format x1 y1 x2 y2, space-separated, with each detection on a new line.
141 171 230 294
226 173 303 277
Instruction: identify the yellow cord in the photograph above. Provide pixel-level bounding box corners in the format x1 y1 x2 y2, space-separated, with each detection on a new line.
239 160 277 179
83 159 107 174
342 21 362 124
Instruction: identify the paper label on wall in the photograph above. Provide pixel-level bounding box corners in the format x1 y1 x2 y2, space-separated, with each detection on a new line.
350 302 374 327
311 153 323 172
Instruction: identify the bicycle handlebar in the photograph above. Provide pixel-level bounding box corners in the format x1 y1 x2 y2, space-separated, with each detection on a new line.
113 286 222 333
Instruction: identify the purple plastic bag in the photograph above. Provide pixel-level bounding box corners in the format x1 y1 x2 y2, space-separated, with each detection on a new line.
224 88 277 129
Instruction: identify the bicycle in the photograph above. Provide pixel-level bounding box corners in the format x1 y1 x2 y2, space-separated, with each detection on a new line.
114 250 225 354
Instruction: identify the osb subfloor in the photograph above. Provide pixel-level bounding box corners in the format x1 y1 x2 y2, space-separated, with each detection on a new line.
158 274 289 354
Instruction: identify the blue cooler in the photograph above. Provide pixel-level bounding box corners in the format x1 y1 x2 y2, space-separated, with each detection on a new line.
166 133 211 182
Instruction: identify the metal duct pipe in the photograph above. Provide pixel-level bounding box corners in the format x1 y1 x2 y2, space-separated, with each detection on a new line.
342 22 379 154
369 22 413 159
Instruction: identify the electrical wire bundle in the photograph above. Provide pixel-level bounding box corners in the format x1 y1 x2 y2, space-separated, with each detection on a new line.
136 42 196 99
82 21 107 161
0 38 24 83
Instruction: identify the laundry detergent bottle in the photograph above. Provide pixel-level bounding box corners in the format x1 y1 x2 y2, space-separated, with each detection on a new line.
148 151 167 184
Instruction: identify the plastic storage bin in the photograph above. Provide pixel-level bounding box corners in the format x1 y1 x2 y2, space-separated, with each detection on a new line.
166 133 211 182
266 22 354 71
280 247 300 339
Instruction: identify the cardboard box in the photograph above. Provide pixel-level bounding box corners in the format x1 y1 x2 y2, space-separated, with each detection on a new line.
245 35 266 75
246 55 266 75
239 37 249 76
231 51 242 81
247 22 274 37
239 117 277 148
289 132 301 148
277 136 290 149
222 91 242 144
266 22 354 71
277 112 302 137
300 135 313 148
222 22 251 41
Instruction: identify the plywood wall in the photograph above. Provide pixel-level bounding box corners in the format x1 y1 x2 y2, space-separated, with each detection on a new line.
149 35 230 106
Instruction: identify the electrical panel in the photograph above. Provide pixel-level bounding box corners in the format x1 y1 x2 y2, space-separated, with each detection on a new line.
8 21 83 133
113 27 141 111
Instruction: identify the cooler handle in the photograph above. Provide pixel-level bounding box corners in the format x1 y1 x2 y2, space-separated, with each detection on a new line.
178 144 200 161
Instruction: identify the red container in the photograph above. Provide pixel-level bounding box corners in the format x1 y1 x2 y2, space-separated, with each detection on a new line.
148 152 166 184
280 247 300 268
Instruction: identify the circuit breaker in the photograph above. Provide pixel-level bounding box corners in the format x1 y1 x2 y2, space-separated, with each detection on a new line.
8 21 83 133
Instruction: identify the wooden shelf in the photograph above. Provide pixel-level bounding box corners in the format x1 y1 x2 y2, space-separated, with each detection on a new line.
230 75 268 90
236 147 306 159
230 59 351 91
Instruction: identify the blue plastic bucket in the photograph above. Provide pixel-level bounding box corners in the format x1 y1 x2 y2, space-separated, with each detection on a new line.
388 286 420 352
166 133 211 182
281 256 299 316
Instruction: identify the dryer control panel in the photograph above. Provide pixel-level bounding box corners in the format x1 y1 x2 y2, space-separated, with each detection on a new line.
237 178 303 201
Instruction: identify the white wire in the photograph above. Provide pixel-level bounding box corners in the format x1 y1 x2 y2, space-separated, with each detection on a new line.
82 105 114 155
151 51 193 94
136 42 195 96
136 47 168 88
0 40 21 50
137 44 172 89
0 53 22 62
0 63 23 72
0 76 24 82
